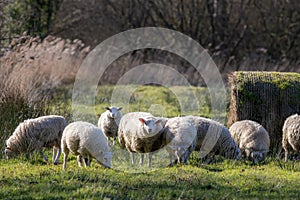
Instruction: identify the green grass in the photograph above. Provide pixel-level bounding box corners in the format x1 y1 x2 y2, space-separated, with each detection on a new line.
69 85 216 125
72 85 217 124
1 154 300 199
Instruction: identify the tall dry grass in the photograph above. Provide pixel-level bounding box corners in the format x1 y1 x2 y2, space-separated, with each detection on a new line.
0 35 89 156
0 59 63 156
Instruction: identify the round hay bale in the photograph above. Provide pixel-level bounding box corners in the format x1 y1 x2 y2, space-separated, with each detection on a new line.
227 71 300 150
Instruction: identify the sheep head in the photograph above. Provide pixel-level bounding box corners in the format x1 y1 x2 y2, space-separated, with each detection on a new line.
4 146 17 159
105 106 122 119
97 151 113 168
249 151 265 163
138 117 164 136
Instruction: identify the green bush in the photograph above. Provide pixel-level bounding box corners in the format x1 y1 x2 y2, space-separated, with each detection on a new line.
2 0 61 40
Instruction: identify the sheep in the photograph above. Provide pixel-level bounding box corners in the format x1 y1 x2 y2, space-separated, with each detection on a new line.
185 116 241 163
97 106 122 146
163 117 197 166
4 115 67 165
229 120 270 163
118 112 167 167
61 121 113 169
282 114 300 161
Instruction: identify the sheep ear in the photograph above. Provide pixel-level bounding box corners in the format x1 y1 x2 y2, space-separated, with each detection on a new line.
117 107 122 111
139 118 146 124
105 107 111 111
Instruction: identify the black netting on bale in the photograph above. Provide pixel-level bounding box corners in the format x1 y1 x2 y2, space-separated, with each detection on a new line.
228 71 300 150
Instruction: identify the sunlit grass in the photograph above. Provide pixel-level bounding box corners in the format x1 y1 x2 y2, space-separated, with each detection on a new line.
1 153 300 199
95 85 213 118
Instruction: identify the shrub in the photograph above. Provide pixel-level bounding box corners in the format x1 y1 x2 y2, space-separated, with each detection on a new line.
2 0 61 39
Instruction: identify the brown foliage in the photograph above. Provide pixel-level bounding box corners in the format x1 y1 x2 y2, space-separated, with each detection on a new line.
0 34 90 109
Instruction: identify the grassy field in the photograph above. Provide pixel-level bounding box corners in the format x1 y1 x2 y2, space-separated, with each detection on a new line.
70 85 217 125
1 153 300 199
1 85 299 199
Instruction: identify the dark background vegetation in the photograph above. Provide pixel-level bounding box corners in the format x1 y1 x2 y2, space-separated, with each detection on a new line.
1 0 300 76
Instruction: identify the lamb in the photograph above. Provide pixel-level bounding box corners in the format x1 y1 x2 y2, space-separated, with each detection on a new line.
97 106 122 146
229 120 270 163
61 121 113 169
185 116 241 163
282 114 300 161
118 112 168 167
163 117 197 166
4 115 67 165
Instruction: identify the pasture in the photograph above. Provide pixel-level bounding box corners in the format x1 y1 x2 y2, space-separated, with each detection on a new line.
1 85 300 199
1 154 300 199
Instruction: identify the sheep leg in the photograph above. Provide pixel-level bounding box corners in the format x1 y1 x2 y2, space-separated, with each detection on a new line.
39 149 48 162
62 139 69 170
84 157 90 167
53 147 61 165
139 154 144 166
148 153 153 168
175 149 181 164
77 155 84 167
169 155 173 166
113 135 116 146
285 150 291 162
184 150 192 165
131 153 135 165
107 137 111 147
62 150 69 170
52 147 57 163
283 147 291 162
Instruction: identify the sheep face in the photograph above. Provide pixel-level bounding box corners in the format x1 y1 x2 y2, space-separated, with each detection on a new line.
4 147 17 159
250 151 264 163
105 107 122 119
138 118 164 136
245 149 265 163
97 151 113 168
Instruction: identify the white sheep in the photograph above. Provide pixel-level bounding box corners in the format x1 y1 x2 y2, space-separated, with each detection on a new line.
185 116 241 163
282 114 300 161
229 120 270 163
118 112 167 167
5 115 67 164
97 106 122 146
163 116 197 166
61 121 113 169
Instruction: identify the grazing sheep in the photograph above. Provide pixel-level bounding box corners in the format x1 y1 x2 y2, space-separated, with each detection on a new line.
97 106 122 146
5 115 67 164
282 114 300 161
118 112 167 167
163 117 197 165
185 116 241 163
229 120 270 163
61 121 112 169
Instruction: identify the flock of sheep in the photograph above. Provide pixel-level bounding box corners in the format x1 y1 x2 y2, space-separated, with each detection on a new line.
4 106 300 169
